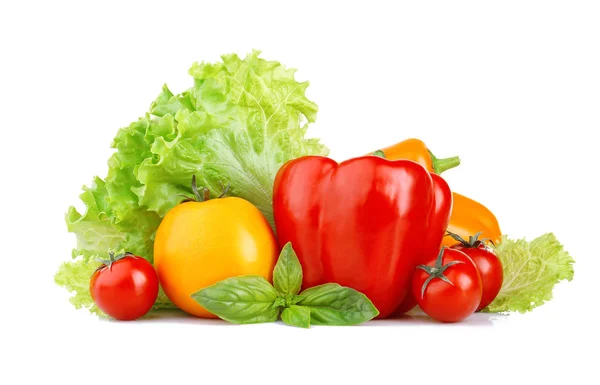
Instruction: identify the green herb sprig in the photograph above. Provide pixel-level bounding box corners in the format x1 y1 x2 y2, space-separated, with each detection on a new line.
191 243 379 328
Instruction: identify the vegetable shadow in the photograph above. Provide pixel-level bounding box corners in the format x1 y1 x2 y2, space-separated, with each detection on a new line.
365 311 509 327
106 309 227 326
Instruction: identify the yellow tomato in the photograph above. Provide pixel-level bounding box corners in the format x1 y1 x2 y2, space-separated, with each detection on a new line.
154 197 278 318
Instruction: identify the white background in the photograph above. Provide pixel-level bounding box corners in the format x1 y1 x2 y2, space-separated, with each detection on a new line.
1 1 598 384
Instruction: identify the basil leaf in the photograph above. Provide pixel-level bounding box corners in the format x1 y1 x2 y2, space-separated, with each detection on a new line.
290 294 306 305
281 305 311 328
273 242 303 296
272 297 286 308
297 283 379 326
191 275 280 324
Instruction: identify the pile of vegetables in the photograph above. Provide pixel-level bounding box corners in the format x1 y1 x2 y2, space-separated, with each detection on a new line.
55 51 575 326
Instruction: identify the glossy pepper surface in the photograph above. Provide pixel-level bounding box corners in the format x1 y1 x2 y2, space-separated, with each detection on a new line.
393 172 453 316
377 138 502 246
272 155 452 318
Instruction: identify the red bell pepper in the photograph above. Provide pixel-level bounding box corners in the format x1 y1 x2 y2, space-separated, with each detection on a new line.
273 155 452 318
393 171 453 315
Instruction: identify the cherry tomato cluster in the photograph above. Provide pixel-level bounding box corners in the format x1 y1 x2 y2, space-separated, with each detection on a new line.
410 232 504 323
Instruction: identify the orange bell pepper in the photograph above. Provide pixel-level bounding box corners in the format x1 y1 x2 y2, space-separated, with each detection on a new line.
374 138 502 246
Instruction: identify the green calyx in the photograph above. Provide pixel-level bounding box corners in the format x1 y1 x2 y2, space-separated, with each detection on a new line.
179 175 229 203
95 251 134 271
372 150 386 158
446 230 494 248
371 149 458 173
428 149 460 174
416 247 464 299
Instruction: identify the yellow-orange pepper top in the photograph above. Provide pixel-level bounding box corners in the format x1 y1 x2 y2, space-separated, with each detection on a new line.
375 138 502 246
377 138 460 175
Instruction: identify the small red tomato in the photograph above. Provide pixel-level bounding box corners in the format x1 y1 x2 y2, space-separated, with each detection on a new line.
447 231 504 311
412 247 482 323
90 252 159 320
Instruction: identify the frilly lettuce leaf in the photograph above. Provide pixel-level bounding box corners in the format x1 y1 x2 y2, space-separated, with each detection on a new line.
136 52 326 225
65 177 125 260
484 233 575 313
55 258 103 315
56 50 328 315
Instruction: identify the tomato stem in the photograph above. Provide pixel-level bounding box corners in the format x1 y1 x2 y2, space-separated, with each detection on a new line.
180 175 229 203
445 230 494 248
416 247 464 299
218 181 230 198
190 175 207 202
95 251 134 272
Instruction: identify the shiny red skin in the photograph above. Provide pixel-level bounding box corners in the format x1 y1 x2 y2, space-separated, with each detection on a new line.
273 155 451 318
412 248 482 323
393 173 453 315
393 290 418 316
451 244 503 311
90 256 159 320
422 174 454 259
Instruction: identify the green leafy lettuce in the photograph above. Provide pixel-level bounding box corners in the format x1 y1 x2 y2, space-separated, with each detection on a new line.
484 233 575 313
55 50 329 315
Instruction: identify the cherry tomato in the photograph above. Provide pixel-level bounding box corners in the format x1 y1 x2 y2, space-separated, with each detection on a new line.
447 231 504 311
412 247 482 323
90 252 159 320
